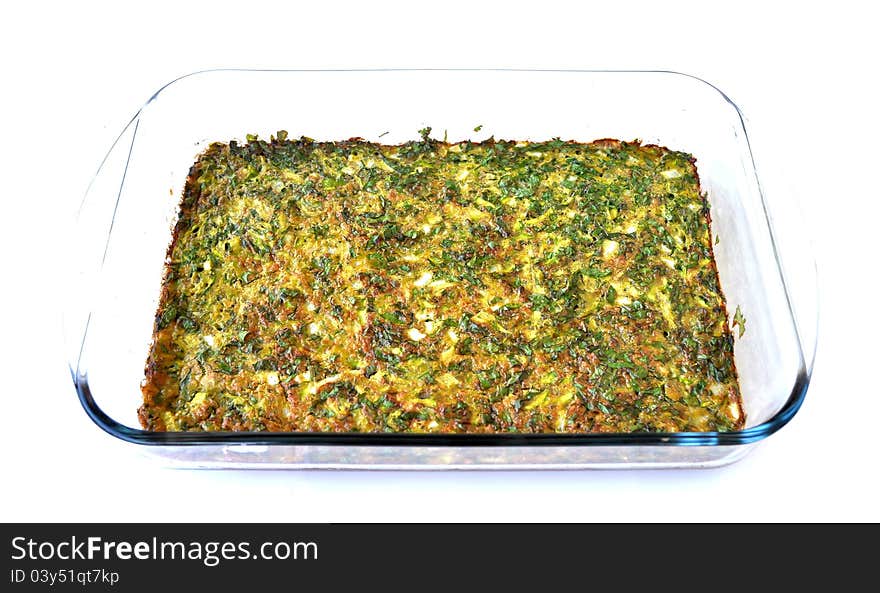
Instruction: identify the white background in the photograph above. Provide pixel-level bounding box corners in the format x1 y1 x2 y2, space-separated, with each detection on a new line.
1 1 878 521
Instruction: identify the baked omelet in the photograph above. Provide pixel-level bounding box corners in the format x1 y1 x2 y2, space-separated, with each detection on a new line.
139 130 744 433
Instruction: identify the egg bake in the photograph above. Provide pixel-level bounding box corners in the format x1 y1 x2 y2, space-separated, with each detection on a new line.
139 130 744 433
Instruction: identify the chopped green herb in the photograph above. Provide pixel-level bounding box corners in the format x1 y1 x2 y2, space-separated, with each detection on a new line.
732 305 746 338
141 132 743 434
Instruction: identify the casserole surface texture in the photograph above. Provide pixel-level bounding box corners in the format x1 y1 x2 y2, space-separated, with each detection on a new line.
139 131 744 433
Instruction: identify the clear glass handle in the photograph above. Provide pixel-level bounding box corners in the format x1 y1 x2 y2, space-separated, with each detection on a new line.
63 115 140 380
747 126 819 377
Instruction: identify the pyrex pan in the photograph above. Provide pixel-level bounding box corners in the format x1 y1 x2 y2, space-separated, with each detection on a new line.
66 70 816 468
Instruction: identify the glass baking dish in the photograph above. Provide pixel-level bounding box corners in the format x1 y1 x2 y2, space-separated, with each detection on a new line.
66 69 816 469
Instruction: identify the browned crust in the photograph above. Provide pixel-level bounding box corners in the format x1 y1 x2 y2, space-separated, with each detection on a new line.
686 156 746 424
